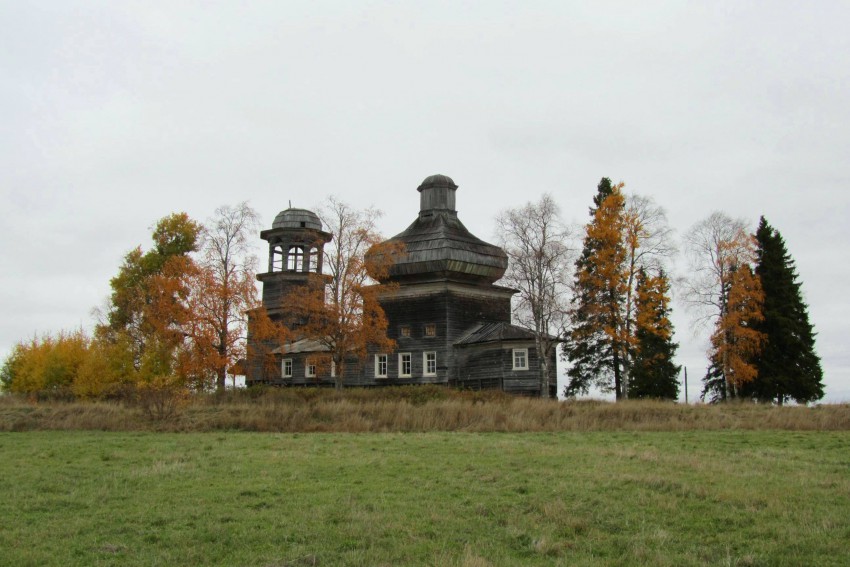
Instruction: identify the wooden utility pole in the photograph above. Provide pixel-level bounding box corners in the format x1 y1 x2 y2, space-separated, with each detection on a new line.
683 367 688 404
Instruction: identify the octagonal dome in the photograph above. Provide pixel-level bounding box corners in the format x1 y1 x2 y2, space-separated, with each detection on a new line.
370 175 507 284
272 208 323 230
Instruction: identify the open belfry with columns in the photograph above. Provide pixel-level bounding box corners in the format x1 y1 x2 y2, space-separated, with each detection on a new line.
246 174 556 396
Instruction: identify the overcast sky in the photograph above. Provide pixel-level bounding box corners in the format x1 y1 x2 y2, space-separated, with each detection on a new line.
2 1 848 401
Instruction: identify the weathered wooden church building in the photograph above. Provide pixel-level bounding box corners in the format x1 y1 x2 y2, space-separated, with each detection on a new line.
246 174 556 396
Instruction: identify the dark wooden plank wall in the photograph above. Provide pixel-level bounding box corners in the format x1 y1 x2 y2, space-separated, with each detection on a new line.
454 341 541 395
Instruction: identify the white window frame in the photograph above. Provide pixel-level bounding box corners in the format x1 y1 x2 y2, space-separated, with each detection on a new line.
423 351 437 377
399 353 412 377
512 348 529 371
375 354 388 378
305 362 316 377
282 358 293 378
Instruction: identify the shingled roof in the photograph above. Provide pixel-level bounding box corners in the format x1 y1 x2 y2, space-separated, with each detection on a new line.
454 322 538 346
372 174 508 284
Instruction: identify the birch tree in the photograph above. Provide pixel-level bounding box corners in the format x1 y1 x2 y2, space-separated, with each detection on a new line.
621 194 677 393
184 202 261 391
496 194 574 399
683 212 764 401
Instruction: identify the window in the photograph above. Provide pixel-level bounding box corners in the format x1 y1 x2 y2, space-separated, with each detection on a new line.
424 352 437 376
271 245 285 271
287 245 304 271
399 326 411 338
375 354 388 378
399 353 412 377
309 247 319 272
424 323 436 337
282 358 293 378
305 362 316 377
513 349 528 371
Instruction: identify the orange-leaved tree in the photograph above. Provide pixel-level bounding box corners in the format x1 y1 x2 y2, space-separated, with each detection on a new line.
282 197 403 390
564 179 633 399
181 203 261 391
96 212 202 387
684 212 765 401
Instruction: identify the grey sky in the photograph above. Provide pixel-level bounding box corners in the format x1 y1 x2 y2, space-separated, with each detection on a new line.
2 1 848 400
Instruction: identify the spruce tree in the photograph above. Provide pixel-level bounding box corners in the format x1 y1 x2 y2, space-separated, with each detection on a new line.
629 268 680 399
742 217 823 404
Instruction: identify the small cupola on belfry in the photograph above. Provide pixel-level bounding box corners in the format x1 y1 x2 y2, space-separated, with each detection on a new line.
263 208 330 274
418 174 458 219
256 207 332 316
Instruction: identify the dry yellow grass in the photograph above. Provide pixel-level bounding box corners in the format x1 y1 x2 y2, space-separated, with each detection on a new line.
1 387 848 432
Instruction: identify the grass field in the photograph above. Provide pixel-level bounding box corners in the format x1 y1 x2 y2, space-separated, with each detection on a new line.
1 430 848 566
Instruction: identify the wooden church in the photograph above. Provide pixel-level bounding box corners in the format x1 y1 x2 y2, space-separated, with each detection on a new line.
246 174 556 396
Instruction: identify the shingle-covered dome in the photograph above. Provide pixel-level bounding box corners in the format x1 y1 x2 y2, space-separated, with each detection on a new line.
417 174 458 191
371 175 507 284
272 208 322 230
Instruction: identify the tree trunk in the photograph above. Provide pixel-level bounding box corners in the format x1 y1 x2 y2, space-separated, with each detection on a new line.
537 336 550 399
613 349 622 401
216 367 226 392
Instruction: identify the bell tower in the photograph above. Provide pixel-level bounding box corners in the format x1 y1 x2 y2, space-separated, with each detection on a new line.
257 208 332 322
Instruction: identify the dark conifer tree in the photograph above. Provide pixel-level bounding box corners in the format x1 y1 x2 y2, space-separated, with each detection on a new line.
629 268 680 399
741 217 823 404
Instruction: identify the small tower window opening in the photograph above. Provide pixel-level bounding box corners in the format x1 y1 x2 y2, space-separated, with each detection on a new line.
424 324 436 337
271 246 285 272
287 246 305 271
309 247 319 272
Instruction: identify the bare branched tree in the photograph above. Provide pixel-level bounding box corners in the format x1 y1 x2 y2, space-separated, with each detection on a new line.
682 211 763 400
621 193 677 395
188 202 261 391
682 211 751 328
496 194 575 398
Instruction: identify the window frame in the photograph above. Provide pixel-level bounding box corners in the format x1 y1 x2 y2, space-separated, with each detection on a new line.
399 326 411 338
424 323 437 338
305 362 316 378
375 353 388 378
423 351 437 377
512 348 529 371
282 358 293 378
287 245 305 272
398 353 412 377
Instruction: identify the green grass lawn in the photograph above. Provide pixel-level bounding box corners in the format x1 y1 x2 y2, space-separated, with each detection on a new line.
1 431 848 566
